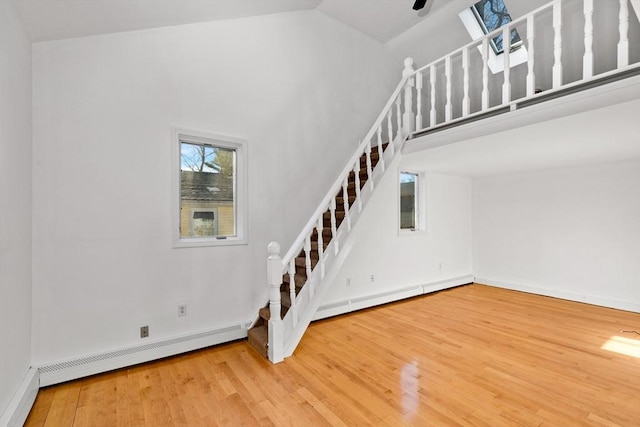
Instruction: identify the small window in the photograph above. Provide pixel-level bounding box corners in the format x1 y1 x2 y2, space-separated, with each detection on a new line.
471 0 522 55
400 171 425 234
400 172 418 230
173 128 247 247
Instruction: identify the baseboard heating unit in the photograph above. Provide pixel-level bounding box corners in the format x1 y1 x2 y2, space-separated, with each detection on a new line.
38 321 251 387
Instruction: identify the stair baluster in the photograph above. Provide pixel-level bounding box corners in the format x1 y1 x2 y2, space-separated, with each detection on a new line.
552 0 563 88
316 217 324 282
618 0 629 68
288 258 297 327
462 48 470 117
342 177 351 232
353 161 362 212
376 126 385 173
583 0 594 79
502 26 511 104
387 109 395 156
329 199 338 255
527 14 536 96
481 38 489 110
402 58 415 134
395 96 402 137
415 71 423 130
445 56 452 121
430 63 437 126
304 236 312 279
365 142 374 192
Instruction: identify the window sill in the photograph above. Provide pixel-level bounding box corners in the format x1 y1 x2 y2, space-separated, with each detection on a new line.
173 236 248 248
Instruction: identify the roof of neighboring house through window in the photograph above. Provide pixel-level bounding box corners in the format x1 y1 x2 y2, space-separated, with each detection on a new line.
180 171 234 202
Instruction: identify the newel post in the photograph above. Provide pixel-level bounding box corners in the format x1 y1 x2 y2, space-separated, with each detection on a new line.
402 57 416 135
267 242 284 363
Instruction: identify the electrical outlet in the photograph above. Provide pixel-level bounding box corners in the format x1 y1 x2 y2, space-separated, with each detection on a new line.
140 325 149 338
370 274 375 282
178 305 187 317
346 278 351 286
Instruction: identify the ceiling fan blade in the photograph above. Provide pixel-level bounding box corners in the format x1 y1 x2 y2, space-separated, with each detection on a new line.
413 0 428 11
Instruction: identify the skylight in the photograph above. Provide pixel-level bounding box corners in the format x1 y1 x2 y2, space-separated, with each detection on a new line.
471 0 522 54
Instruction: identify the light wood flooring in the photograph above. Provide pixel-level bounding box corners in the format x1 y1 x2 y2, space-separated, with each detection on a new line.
25 284 640 426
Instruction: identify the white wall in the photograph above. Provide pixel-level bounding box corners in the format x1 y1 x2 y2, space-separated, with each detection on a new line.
320 154 473 310
386 0 472 67
31 10 400 364
0 0 33 417
473 160 640 312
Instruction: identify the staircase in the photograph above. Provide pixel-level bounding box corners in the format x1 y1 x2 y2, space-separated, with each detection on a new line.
248 145 388 358
245 54 415 362
247 0 640 363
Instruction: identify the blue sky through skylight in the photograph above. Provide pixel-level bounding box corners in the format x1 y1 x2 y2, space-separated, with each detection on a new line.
472 0 521 54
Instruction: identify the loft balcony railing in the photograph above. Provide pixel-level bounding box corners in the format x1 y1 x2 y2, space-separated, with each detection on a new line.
262 0 639 363
409 0 640 137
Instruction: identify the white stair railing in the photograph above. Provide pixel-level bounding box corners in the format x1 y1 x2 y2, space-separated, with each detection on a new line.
263 0 639 364
410 0 640 137
265 58 417 363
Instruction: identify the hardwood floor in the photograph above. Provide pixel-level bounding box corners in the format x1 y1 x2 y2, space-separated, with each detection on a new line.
25 284 640 426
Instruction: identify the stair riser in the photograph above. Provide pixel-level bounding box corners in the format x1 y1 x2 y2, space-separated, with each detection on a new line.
248 327 268 358
322 211 346 220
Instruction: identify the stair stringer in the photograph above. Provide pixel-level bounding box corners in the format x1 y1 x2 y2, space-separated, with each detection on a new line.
280 133 408 359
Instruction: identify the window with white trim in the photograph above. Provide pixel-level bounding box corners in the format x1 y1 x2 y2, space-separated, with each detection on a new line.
399 171 425 233
173 128 247 247
459 0 528 74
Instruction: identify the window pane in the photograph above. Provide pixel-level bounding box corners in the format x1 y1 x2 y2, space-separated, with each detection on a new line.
180 142 236 238
472 0 521 54
400 172 417 230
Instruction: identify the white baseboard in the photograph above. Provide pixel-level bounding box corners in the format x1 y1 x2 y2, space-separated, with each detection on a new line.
0 367 39 427
475 278 640 313
313 274 474 321
38 321 251 387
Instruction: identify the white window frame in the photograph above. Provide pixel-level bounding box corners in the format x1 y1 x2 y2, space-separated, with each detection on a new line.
172 127 248 248
398 170 426 236
459 7 528 75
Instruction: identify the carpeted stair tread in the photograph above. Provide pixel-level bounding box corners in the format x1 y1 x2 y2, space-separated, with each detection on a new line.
282 273 306 289
247 141 392 360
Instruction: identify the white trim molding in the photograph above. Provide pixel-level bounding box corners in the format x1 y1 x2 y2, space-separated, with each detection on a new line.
0 367 39 427
313 275 474 321
475 278 640 313
398 168 427 236
172 127 248 248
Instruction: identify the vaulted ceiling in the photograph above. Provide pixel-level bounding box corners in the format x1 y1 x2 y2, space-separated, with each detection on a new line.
10 0 639 177
11 0 474 43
